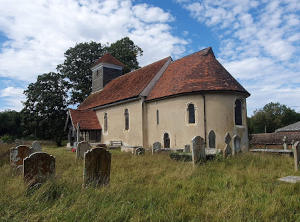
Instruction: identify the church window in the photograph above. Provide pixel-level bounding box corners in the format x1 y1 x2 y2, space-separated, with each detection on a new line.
188 103 195 124
156 109 159 125
124 109 129 130
104 113 108 132
235 99 242 125
208 130 216 148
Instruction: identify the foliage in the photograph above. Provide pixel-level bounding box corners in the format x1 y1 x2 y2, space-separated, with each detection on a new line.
108 37 143 73
248 102 300 134
57 37 143 104
0 135 15 144
1 148 300 221
22 72 68 146
0 110 23 137
57 41 105 104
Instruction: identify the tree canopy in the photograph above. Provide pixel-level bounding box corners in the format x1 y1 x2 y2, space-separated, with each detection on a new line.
248 102 300 134
22 72 68 146
57 37 143 104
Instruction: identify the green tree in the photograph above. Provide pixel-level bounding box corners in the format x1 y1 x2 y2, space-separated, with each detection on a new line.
108 37 143 73
248 102 300 133
0 110 23 137
22 72 68 146
57 41 105 104
57 37 143 104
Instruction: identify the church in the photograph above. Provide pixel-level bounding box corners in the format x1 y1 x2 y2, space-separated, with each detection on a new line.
65 47 250 152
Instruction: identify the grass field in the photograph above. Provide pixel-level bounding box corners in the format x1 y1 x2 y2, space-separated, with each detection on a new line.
1 144 300 221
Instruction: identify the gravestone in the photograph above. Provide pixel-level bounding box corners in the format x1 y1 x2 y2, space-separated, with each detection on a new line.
83 148 111 187
76 141 91 160
135 147 145 155
232 135 241 155
191 136 205 165
278 176 300 183
152 142 161 154
184 144 190 153
31 141 42 153
293 141 300 171
283 136 287 150
224 133 232 157
10 145 31 167
23 152 55 187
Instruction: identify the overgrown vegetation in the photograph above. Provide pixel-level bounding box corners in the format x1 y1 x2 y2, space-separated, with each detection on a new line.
1 146 300 221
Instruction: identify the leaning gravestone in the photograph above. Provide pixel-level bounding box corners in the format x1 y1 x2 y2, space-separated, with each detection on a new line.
283 136 287 150
23 152 55 187
224 133 232 157
293 141 300 171
31 141 42 153
152 142 162 154
76 141 91 160
83 148 111 187
191 136 205 165
10 145 31 167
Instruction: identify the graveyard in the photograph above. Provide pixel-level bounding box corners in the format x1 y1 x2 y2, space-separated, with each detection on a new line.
1 143 300 221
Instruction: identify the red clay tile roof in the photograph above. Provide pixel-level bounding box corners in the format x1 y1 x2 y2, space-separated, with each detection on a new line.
250 132 300 145
69 109 101 130
147 47 250 101
78 57 170 110
92 53 125 68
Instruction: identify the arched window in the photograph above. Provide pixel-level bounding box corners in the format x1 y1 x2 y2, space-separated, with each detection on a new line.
124 109 129 130
104 113 108 132
163 133 170 148
235 99 242 125
156 109 159 125
208 130 216 148
188 103 195 123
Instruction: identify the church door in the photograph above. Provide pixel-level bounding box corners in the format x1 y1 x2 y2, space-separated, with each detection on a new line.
163 133 170 148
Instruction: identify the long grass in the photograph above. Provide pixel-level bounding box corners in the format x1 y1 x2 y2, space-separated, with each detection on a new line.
1 146 300 221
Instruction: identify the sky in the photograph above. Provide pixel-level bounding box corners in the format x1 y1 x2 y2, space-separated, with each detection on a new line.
0 0 299 115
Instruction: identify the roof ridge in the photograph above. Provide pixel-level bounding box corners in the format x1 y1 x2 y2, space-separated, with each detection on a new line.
171 47 213 63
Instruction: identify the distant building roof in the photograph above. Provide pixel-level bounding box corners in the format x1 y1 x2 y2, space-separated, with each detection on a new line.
92 53 125 68
250 132 300 145
275 121 300 132
68 109 101 130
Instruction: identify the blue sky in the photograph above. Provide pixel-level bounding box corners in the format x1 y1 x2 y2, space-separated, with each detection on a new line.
0 0 299 115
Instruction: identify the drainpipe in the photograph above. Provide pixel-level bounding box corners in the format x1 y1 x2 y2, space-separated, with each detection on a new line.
202 95 207 147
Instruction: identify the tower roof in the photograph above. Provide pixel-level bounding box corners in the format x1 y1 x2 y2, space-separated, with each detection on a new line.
92 53 125 68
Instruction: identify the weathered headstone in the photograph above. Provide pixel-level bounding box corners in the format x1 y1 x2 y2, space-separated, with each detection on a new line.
283 136 287 150
83 148 111 187
278 176 300 183
10 145 31 167
293 141 300 171
23 152 55 187
31 141 42 153
184 144 190 153
191 136 205 165
152 142 162 154
224 133 232 157
135 147 145 155
76 141 91 160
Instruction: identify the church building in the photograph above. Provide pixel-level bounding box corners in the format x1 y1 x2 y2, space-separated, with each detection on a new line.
65 47 250 152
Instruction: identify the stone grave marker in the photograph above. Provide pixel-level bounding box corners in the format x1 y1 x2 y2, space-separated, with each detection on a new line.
293 141 300 171
278 176 300 183
152 142 161 154
31 141 42 153
83 148 111 187
191 136 205 165
283 136 287 150
135 147 145 155
23 152 55 187
224 133 232 157
10 145 31 167
76 141 91 160
184 144 190 153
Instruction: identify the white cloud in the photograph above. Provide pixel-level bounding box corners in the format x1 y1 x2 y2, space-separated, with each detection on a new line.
0 87 25 111
0 0 186 83
178 0 300 114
